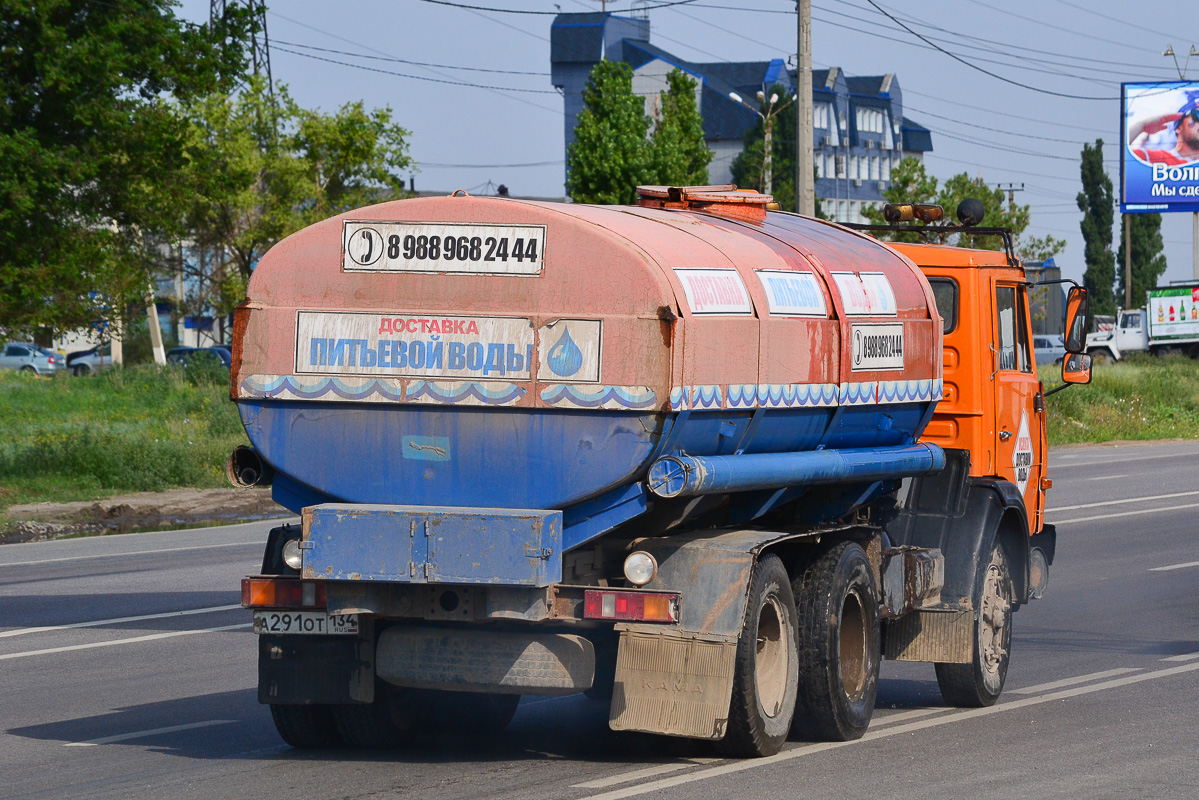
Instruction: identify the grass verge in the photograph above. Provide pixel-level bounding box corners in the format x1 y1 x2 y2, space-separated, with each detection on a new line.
1043 353 1199 445
0 363 247 513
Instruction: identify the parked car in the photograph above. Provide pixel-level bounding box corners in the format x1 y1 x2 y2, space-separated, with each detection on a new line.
0 343 64 375
67 343 114 376
1033 334 1066 366
166 346 232 369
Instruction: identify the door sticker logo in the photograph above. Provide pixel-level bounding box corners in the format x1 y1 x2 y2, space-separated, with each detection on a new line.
1012 410 1033 495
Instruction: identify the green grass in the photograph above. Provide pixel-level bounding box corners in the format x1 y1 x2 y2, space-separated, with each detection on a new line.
0 362 247 512
1043 353 1199 445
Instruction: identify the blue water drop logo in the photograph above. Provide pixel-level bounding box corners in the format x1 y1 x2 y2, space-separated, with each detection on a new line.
547 326 584 377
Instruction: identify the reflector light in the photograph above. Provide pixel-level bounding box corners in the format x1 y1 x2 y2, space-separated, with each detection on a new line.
241 578 326 609
583 590 679 623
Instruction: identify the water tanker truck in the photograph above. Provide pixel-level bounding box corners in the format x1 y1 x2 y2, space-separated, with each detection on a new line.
232 185 1092 757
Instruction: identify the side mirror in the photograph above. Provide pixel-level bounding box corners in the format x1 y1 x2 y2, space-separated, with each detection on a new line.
1061 352 1092 385
1064 286 1089 353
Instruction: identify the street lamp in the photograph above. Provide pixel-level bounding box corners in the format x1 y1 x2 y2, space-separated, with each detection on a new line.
730 89 795 197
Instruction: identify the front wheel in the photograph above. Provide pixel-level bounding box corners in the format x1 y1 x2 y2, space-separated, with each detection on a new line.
935 541 1013 707
719 553 799 758
791 542 881 742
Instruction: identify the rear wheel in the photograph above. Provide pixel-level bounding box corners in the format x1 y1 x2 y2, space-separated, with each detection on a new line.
20 365 36 374
332 684 426 749
791 541 880 742
268 704 342 748
719 553 799 758
935 541 1013 707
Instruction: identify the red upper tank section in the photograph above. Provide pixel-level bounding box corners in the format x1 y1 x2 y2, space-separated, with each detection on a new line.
232 187 941 413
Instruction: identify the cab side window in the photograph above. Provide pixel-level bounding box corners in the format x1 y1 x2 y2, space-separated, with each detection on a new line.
927 278 958 334
995 286 1031 372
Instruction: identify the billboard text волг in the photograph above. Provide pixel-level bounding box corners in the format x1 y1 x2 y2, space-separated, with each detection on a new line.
1122 81 1199 214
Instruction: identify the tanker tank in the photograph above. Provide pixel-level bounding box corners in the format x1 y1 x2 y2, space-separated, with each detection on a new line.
231 185 943 544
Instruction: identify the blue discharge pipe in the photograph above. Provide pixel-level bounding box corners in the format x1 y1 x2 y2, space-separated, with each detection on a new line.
646 443 945 499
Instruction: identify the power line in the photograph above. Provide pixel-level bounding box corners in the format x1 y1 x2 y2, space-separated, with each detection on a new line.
863 0 1117 101
272 46 557 93
272 39 550 76
418 160 564 168
1046 0 1165 38
959 0 1159 57
415 0 701 14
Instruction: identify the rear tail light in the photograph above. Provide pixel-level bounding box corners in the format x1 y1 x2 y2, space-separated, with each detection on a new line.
241 577 326 609
47 356 56 364
583 589 679 623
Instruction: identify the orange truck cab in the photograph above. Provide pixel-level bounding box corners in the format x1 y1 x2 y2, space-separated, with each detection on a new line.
869 224 1089 627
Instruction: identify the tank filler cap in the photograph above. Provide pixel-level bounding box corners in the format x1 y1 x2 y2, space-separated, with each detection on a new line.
636 185 772 223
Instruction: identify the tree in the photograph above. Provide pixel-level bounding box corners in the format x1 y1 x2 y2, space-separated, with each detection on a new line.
567 61 651 205
1116 213 1168 307
862 158 1032 249
0 1 253 334
1017 234 1066 264
177 77 411 331
649 69 712 187
1077 139 1116 316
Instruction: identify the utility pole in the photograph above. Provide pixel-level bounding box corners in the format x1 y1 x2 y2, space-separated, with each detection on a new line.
997 182 1024 206
796 0 814 215
211 0 273 90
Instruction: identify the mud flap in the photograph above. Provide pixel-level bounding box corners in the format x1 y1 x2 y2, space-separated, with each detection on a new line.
883 609 973 663
609 630 737 739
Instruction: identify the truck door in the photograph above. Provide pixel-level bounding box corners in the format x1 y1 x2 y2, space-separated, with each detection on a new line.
992 282 1043 532
1117 310 1145 353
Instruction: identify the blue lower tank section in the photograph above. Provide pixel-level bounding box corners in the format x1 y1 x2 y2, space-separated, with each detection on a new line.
239 399 934 514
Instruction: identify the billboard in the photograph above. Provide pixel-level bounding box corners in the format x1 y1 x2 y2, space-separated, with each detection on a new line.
1122 81 1199 213
1147 285 1199 341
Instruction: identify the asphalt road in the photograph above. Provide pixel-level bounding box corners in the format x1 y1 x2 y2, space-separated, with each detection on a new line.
2 441 1197 799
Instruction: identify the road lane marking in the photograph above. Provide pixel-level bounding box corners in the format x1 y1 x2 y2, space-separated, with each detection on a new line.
1084 474 1129 481
64 720 236 747
573 763 693 789
1008 668 1141 694
0 623 250 661
1051 452 1199 469
1050 489 1199 513
1161 651 1199 662
869 707 948 726
0 540 264 568
0 605 243 638
577 661 1199 800
1050 501 1199 526
1149 561 1199 572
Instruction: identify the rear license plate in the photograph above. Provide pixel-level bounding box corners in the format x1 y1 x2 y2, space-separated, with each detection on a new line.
253 611 359 635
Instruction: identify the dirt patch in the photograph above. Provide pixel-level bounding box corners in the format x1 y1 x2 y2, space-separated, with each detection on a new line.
1 488 290 544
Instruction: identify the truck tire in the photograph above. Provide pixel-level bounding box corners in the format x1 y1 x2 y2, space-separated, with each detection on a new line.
332 684 424 749
1088 348 1111 364
719 553 799 758
935 541 1012 707
791 541 880 742
269 704 342 748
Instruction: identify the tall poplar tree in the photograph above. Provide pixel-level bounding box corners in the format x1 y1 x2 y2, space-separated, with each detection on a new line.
566 61 650 205
1115 213 1168 307
1077 139 1116 315
649 69 712 186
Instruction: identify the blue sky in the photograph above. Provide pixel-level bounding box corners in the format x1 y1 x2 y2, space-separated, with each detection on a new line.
179 0 1199 290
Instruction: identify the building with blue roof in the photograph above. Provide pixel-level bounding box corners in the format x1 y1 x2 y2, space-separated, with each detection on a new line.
550 12 933 223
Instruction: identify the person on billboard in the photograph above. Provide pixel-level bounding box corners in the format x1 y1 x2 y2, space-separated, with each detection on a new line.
1129 91 1199 165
